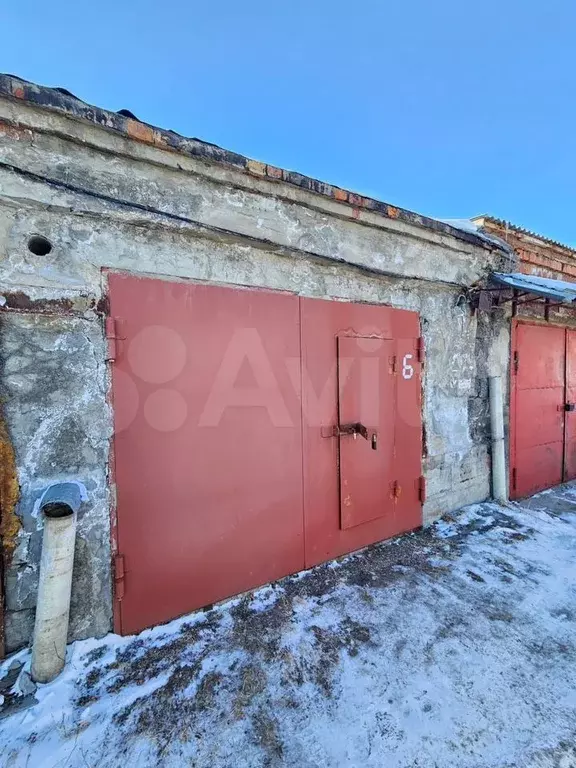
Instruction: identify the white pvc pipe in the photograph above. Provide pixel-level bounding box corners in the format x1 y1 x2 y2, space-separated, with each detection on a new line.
31 484 81 684
489 375 508 503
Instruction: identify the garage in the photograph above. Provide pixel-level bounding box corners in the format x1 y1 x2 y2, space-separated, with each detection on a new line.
510 319 576 499
108 272 423 634
1 75 515 654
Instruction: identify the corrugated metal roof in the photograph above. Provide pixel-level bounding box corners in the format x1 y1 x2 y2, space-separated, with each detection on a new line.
473 215 576 255
491 272 576 302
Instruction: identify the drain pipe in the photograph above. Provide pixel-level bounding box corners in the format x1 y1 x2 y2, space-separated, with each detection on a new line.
489 376 508 503
31 482 83 684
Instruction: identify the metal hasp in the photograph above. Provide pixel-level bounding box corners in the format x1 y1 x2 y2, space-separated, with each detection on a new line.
108 273 424 635
510 320 576 498
339 422 370 440
323 422 378 448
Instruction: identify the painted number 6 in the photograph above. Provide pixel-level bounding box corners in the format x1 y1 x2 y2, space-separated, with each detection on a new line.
402 354 414 380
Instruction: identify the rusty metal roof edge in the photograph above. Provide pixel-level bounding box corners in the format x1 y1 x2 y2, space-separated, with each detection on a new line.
491 272 576 302
0 73 506 254
473 214 576 255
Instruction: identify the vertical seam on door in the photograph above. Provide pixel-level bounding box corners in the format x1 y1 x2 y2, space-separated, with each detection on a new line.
104 270 124 635
298 297 307 566
335 337 344 530
510 319 516 499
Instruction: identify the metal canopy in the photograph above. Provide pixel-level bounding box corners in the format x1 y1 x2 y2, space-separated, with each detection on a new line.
492 272 576 303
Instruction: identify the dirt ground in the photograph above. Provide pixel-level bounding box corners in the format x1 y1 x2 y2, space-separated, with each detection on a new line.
2 485 576 767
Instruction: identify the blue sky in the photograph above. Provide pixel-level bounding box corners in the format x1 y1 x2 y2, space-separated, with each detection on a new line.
2 1 575 244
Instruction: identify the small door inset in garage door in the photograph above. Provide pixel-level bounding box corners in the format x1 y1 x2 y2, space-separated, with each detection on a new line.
337 336 395 529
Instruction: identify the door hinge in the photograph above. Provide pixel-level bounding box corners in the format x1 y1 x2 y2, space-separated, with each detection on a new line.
390 480 402 500
105 317 124 362
416 337 425 364
114 554 126 601
513 350 519 374
418 475 426 503
511 467 517 491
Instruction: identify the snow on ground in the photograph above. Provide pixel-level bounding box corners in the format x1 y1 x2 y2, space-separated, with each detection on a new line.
2 486 576 767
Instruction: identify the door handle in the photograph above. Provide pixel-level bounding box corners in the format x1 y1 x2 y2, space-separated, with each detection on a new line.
565 403 576 412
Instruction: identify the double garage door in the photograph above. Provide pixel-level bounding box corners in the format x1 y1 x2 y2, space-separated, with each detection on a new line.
511 320 576 498
108 273 423 634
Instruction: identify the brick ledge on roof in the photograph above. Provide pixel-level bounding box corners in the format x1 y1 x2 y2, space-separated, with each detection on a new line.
472 215 576 256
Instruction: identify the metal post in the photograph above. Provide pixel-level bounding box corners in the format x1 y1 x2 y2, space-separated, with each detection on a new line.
489 376 508 503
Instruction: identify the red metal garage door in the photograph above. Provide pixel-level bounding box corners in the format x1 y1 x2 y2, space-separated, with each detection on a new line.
510 320 576 498
108 273 305 635
108 274 423 634
564 330 576 481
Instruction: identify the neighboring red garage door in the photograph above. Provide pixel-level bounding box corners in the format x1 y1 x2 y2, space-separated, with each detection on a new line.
511 320 576 499
108 272 423 634
565 330 576 479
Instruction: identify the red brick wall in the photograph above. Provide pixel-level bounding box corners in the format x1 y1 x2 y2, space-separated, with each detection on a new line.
479 220 576 283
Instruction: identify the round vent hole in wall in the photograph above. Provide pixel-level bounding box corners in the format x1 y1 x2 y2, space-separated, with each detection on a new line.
27 235 53 256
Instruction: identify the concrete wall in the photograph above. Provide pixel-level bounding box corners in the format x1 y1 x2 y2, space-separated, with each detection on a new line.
0 313 111 650
0 97 512 651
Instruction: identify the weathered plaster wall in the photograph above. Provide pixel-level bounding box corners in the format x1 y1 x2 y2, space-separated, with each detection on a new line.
0 97 512 650
0 98 504 289
0 313 111 651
